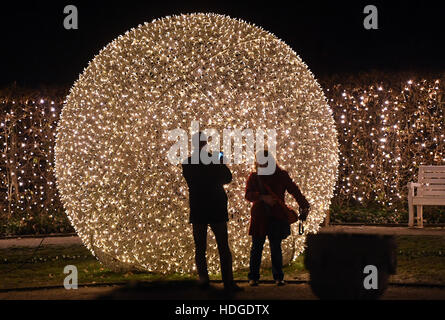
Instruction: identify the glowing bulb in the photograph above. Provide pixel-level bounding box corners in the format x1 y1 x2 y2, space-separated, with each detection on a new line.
55 13 339 273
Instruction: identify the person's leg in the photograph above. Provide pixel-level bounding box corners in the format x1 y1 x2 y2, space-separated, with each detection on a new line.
269 236 284 281
248 236 266 281
210 222 234 287
192 223 209 284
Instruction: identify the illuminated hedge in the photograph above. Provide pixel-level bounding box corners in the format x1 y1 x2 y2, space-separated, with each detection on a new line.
0 88 66 230
329 77 445 214
1 76 443 234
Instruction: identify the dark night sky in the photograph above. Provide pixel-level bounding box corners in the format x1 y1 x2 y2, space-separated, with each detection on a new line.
1 0 445 87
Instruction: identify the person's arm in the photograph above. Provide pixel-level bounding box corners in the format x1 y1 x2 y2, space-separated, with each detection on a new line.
218 163 232 185
245 173 262 202
282 170 310 209
181 162 191 186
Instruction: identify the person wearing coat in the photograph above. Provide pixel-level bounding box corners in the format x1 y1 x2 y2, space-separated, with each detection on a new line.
182 132 242 293
245 150 310 286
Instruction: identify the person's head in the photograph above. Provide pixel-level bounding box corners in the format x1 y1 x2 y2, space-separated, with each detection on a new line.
192 131 208 152
255 149 277 175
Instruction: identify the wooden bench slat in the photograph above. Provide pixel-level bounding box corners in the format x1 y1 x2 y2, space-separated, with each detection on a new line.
421 185 445 188
419 186 445 192
421 188 445 192
420 193 445 197
421 172 445 178
421 165 445 169
421 165 445 170
418 186 445 190
419 178 445 184
421 187 445 191
421 167 445 170
413 198 445 205
422 171 445 174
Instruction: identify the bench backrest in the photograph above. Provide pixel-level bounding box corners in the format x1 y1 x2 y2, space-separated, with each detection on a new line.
418 166 445 197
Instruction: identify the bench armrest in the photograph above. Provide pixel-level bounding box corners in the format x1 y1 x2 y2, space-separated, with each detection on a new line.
407 182 422 197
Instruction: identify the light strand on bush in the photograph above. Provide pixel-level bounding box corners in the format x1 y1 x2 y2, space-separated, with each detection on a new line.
1 77 443 233
54 13 339 273
330 78 444 216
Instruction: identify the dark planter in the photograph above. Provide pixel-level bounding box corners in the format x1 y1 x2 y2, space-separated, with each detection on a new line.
304 233 397 300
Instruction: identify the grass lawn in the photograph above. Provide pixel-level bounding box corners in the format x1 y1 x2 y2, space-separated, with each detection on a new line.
1 235 444 290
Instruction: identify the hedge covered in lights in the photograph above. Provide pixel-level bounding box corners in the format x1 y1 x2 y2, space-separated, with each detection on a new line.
1 73 444 234
325 75 445 208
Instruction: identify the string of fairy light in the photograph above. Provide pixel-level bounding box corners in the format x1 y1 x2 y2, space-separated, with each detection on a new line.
330 78 444 216
53 13 338 273
0 97 63 220
1 14 442 272
1 79 443 267
2 80 442 220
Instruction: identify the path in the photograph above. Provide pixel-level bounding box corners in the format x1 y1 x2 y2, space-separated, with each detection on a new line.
2 225 445 249
2 226 445 300
320 225 445 236
1 282 445 300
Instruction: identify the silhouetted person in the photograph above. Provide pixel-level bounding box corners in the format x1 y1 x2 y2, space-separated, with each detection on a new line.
182 132 242 293
245 150 310 286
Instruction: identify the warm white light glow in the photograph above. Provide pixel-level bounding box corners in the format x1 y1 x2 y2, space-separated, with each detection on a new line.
54 13 339 273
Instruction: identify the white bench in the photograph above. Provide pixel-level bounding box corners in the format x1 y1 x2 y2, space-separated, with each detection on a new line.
408 166 445 228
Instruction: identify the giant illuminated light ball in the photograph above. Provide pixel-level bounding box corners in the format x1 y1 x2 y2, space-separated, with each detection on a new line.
55 13 339 273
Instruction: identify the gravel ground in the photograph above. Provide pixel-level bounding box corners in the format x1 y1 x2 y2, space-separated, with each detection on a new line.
1 282 445 300
2 225 445 301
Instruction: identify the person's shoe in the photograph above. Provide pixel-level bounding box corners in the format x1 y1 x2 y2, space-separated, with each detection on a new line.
275 280 286 286
248 280 259 287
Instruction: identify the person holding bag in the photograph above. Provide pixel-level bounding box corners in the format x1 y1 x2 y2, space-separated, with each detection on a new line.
245 150 310 286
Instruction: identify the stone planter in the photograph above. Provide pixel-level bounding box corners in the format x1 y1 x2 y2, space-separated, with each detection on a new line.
304 233 397 300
